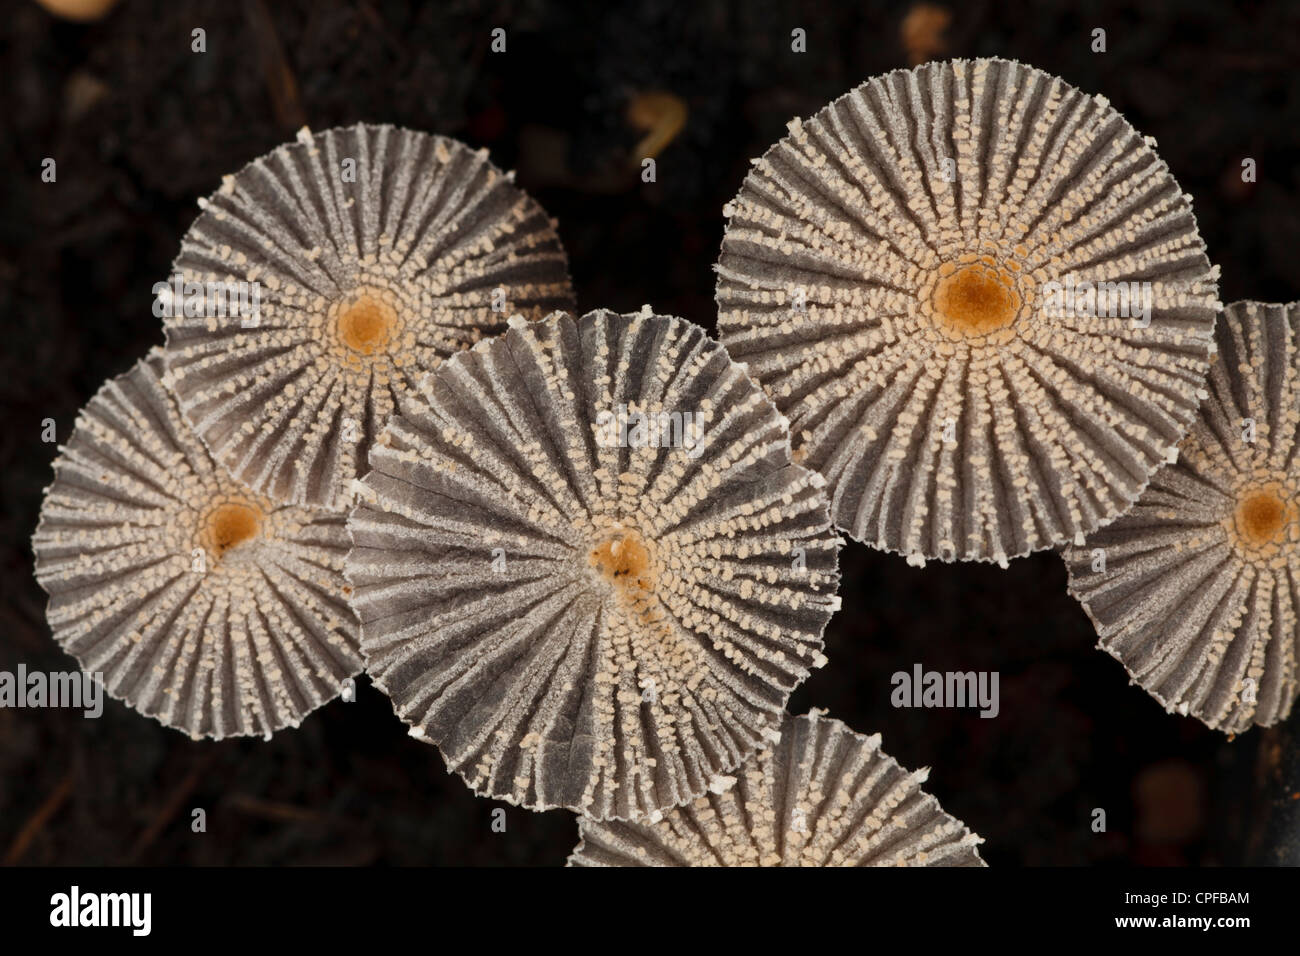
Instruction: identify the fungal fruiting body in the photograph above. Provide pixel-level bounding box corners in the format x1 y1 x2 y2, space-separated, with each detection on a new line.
162 123 576 510
1065 302 1300 733
568 710 984 866
347 308 842 818
716 57 1219 565
33 0 120 22
32 351 362 739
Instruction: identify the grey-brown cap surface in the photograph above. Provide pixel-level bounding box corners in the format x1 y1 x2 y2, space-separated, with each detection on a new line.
717 57 1220 566
163 123 576 510
1065 301 1300 733
347 308 842 819
32 350 362 739
568 709 985 866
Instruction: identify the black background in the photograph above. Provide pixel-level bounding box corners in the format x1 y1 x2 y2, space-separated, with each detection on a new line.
1 0 1297 866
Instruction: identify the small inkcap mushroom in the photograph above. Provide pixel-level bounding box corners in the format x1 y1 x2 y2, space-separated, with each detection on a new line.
33 350 362 739
1065 301 1300 733
717 58 1219 566
347 308 842 818
163 123 576 509
568 709 985 866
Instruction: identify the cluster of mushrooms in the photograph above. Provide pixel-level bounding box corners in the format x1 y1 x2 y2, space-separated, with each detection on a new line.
33 58 1298 866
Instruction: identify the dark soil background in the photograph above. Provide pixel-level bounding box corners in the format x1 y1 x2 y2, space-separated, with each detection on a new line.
2 0 1298 867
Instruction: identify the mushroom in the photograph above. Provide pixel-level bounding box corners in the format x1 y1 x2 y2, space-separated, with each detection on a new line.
162 123 576 510
716 57 1220 566
32 350 362 739
568 709 985 866
347 307 842 818
32 0 120 22
1065 301 1300 733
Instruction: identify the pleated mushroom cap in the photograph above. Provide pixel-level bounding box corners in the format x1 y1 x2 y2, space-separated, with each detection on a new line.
32 350 362 739
568 710 985 866
347 308 842 818
163 123 576 510
1065 301 1300 733
716 57 1220 566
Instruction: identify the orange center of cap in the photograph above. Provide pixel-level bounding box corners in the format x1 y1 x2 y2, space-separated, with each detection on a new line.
1234 488 1290 550
932 262 1022 335
337 294 397 354
590 529 655 598
204 502 263 557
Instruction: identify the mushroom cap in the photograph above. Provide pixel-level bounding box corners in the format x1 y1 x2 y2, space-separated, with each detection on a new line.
716 57 1219 565
32 350 362 739
162 122 576 510
32 0 120 22
346 308 842 818
568 709 985 866
1065 301 1300 733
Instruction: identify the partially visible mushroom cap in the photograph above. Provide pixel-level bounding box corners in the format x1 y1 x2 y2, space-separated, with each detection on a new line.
568 709 985 866
163 123 576 509
347 308 841 818
32 350 362 739
32 0 120 22
716 58 1219 566
1065 301 1300 733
